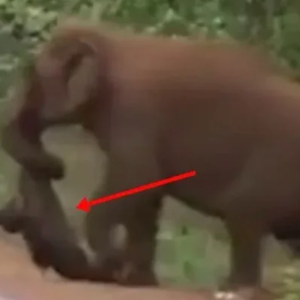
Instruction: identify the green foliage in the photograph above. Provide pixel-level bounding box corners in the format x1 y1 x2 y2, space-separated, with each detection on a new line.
156 223 228 288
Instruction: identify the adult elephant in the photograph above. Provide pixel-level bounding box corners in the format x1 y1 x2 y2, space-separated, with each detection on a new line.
3 17 300 299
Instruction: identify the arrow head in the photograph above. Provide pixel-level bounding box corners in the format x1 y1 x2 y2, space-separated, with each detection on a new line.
76 197 91 212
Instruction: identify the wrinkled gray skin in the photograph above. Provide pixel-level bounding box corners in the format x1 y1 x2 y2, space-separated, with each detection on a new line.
3 18 300 294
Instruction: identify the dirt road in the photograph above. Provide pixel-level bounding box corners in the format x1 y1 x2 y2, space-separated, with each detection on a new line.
0 230 208 300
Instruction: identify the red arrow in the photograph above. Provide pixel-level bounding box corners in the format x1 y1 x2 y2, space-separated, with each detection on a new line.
76 170 196 212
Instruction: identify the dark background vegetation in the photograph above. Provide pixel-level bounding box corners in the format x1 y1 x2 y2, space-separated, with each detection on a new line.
1 0 300 298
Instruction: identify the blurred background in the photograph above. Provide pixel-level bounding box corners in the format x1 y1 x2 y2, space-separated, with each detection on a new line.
0 0 300 298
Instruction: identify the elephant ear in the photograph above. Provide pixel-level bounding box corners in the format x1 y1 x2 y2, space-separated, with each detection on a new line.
34 19 109 122
66 55 100 114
